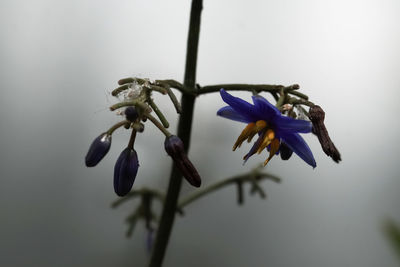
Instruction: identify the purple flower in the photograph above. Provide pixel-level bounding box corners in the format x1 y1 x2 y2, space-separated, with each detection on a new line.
217 89 316 168
114 148 139 196
164 135 201 187
85 133 111 167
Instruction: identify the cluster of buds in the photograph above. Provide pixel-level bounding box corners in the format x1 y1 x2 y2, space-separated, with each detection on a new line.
85 77 201 196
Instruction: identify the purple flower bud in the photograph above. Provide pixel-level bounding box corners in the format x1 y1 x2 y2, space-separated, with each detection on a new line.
114 148 139 197
125 106 139 122
279 142 293 160
85 133 111 167
164 135 201 187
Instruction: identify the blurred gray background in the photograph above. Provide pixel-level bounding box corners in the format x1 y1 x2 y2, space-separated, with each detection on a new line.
1 0 400 266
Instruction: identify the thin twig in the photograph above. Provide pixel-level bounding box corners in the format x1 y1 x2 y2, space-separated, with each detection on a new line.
199 84 285 95
288 90 309 100
111 188 165 209
109 100 149 112
106 120 129 135
156 82 183 114
288 97 315 107
178 165 280 209
145 113 171 137
148 99 170 128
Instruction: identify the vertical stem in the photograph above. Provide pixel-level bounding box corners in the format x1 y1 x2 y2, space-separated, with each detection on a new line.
148 1 203 266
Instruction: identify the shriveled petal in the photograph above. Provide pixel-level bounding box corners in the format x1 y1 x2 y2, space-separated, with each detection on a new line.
251 95 280 121
274 116 312 133
280 133 316 168
220 89 259 121
217 106 250 123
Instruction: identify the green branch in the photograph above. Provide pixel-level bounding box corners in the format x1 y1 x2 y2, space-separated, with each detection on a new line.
112 188 166 238
178 164 281 210
198 83 302 96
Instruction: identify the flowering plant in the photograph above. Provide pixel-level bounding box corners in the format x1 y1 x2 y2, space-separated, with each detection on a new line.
84 0 340 266
217 89 316 168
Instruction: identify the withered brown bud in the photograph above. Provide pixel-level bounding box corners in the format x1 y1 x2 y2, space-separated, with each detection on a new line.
164 135 201 187
309 105 341 163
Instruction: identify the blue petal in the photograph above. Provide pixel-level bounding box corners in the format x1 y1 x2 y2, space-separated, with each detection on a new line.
220 89 259 121
274 116 312 133
280 133 316 168
217 106 251 123
251 95 280 121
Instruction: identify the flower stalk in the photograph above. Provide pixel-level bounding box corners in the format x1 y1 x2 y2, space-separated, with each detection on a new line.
148 98 169 129
145 114 172 138
148 0 203 266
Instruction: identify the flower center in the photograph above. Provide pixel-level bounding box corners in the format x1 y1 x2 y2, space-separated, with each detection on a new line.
233 120 266 151
233 120 281 166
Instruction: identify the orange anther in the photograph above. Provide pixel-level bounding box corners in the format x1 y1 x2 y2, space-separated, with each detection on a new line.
233 122 255 151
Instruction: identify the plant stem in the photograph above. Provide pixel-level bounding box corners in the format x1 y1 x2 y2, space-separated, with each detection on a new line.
148 99 170 128
106 120 129 135
178 169 280 209
145 114 172 137
127 129 137 149
148 0 203 266
198 83 303 97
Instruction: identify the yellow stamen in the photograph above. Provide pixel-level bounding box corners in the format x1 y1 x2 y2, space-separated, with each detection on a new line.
255 120 267 129
233 122 255 151
263 138 280 166
246 120 267 143
233 120 268 151
267 129 275 140
257 129 275 154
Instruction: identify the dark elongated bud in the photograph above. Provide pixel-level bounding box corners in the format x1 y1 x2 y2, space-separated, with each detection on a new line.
114 148 139 196
309 105 341 163
125 106 139 122
164 135 201 187
279 142 293 160
85 133 111 167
